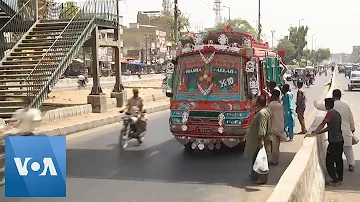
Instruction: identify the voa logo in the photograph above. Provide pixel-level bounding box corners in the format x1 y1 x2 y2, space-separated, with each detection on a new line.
14 157 58 176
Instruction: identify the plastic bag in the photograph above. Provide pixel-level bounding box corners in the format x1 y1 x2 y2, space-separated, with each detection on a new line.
352 133 359 145
252 147 269 174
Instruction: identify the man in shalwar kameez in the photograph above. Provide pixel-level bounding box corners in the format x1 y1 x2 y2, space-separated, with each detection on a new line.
282 84 295 141
244 96 272 184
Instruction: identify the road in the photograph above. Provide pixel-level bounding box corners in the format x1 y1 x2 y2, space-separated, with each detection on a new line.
0 74 331 202
325 74 360 201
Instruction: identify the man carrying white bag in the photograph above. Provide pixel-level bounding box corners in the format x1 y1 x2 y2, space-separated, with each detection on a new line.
245 96 272 184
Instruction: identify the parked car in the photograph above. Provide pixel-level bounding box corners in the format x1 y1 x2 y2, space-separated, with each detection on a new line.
348 71 360 91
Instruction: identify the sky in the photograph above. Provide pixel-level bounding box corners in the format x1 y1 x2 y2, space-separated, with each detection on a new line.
78 0 360 53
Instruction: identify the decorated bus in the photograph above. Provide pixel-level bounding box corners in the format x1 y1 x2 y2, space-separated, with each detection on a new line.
164 26 284 151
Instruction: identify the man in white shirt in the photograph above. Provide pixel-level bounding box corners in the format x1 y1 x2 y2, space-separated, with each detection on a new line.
314 89 356 171
8 108 42 135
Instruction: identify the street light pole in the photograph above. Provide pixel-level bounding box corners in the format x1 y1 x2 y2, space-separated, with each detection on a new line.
271 30 275 48
298 19 304 28
311 34 315 51
174 0 179 43
297 19 304 62
257 0 261 41
223 6 230 22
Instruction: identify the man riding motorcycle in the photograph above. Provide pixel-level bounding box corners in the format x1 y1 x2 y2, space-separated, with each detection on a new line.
124 88 147 144
77 74 87 88
305 71 313 85
293 71 299 86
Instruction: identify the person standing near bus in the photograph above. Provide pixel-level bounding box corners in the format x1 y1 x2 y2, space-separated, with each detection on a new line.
282 84 295 141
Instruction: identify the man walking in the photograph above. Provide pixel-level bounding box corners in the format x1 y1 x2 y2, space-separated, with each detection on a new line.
310 98 343 186
244 96 272 184
296 81 307 134
282 84 295 141
314 89 356 171
268 90 287 165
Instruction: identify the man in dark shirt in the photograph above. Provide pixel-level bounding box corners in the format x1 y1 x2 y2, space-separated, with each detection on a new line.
309 98 343 187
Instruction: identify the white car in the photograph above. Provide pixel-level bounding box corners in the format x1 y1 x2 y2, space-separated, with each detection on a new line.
348 71 360 91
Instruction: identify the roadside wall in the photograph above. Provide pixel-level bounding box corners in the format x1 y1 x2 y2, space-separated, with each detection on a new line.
267 71 335 202
42 93 168 123
54 74 164 88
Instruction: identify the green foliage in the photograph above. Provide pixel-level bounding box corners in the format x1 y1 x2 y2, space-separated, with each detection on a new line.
288 26 309 61
209 18 258 38
275 38 296 64
60 1 81 19
160 10 190 41
314 48 331 62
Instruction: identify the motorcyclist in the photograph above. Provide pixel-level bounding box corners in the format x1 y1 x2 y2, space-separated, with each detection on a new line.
125 88 147 144
293 71 299 86
78 74 86 87
306 71 312 85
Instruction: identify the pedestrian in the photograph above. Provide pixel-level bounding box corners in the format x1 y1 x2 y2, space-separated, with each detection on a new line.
244 96 272 184
282 84 295 141
262 80 281 102
309 98 343 187
267 90 287 165
296 81 307 134
314 89 356 171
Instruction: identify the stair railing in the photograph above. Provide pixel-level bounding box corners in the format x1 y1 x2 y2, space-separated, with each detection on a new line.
24 0 118 108
0 0 35 60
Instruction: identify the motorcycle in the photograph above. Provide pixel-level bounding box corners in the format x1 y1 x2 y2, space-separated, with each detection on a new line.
119 111 147 149
293 77 298 87
305 78 310 87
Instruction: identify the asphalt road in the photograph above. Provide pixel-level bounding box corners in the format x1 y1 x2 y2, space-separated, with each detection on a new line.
0 74 331 202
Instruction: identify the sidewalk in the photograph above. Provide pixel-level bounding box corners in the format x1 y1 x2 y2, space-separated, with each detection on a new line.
45 81 162 105
324 75 360 201
37 100 169 136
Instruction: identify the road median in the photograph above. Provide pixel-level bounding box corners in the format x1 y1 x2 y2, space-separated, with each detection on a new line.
267 71 336 202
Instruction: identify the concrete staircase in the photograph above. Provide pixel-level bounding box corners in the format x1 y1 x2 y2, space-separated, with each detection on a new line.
0 19 95 119
0 7 10 20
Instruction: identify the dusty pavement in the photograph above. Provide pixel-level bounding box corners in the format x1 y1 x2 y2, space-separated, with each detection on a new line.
324 74 360 202
44 80 162 105
0 74 332 202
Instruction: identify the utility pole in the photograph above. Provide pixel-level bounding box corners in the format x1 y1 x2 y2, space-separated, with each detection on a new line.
271 30 275 48
144 34 151 64
223 6 230 22
257 0 261 41
174 0 179 43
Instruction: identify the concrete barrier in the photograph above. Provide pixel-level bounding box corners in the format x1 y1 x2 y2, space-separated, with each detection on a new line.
42 93 169 123
267 71 335 202
0 136 4 186
54 74 165 88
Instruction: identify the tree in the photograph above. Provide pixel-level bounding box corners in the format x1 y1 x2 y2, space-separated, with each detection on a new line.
211 18 257 37
314 48 331 62
60 1 80 19
275 38 296 64
288 26 309 61
160 10 190 41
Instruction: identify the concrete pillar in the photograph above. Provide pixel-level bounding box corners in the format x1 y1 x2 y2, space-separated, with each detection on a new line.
88 26 107 113
111 27 125 107
34 0 39 20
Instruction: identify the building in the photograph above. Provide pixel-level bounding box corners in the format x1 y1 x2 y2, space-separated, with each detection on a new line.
122 23 169 63
331 53 351 63
351 46 360 63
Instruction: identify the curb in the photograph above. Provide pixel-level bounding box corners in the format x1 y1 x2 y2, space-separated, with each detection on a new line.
38 104 170 136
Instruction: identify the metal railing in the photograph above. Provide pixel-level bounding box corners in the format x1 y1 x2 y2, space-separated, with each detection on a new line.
0 0 35 60
24 0 118 108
